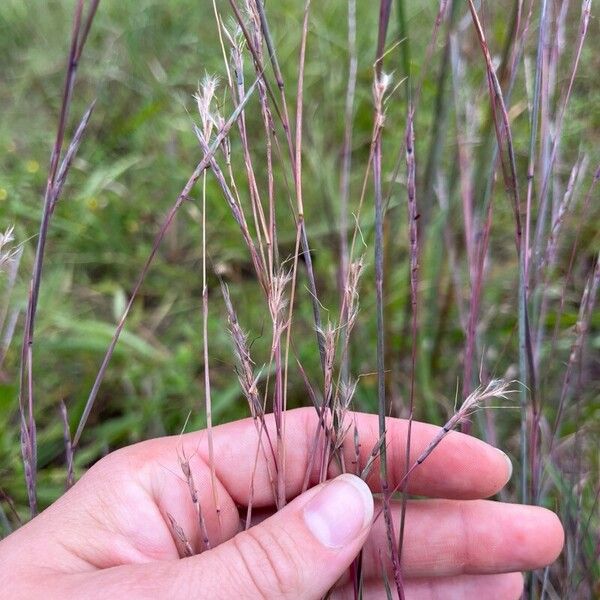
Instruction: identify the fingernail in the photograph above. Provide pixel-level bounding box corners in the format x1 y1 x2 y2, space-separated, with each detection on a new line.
303 474 373 549
498 449 513 482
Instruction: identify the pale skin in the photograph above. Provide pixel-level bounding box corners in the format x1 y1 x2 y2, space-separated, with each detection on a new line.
0 408 563 599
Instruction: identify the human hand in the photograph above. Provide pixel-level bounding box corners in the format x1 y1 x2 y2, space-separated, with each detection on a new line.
0 408 563 599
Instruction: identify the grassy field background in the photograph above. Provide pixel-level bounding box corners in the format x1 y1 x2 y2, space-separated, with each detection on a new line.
0 0 599 595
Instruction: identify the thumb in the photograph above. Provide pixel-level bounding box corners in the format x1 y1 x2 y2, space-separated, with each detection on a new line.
74 474 374 599
188 473 373 598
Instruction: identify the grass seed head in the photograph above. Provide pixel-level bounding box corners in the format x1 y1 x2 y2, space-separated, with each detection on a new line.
0 227 18 274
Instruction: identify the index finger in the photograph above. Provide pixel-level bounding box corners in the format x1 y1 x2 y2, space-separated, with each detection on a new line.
133 407 511 507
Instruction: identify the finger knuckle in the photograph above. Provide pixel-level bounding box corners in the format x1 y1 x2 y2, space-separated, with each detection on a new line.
456 501 476 573
232 525 302 598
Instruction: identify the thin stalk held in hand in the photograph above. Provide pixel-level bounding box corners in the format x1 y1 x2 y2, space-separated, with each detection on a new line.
73 78 261 446
373 2 403 597
18 0 99 516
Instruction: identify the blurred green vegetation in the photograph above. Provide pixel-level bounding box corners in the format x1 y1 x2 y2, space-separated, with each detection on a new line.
0 3 598 573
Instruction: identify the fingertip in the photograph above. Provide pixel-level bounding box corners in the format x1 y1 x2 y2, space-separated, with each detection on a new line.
338 474 375 527
447 433 514 499
505 572 525 600
303 474 373 549
497 448 513 485
478 442 514 498
538 508 565 564
510 505 564 569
